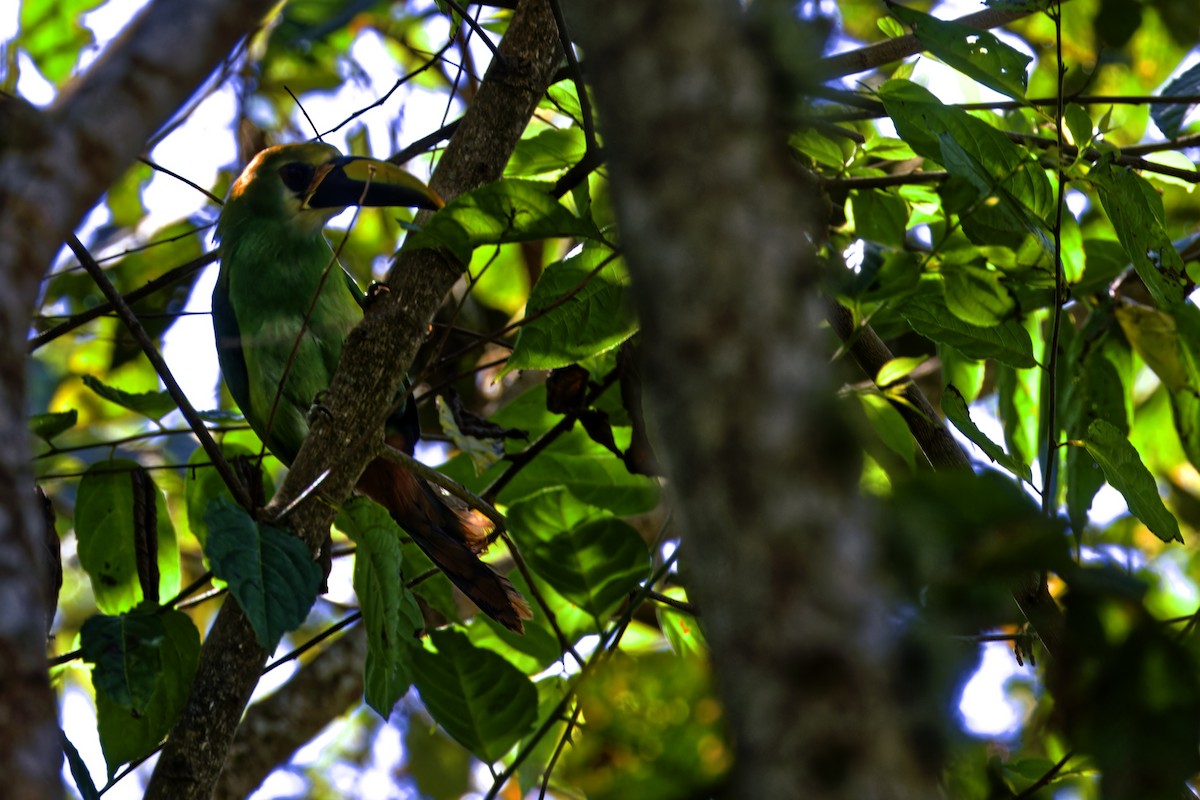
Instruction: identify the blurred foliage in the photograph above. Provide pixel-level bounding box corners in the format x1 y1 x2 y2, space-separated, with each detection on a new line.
11 0 1200 797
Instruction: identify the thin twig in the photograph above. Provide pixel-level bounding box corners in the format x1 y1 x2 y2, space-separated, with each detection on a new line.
68 235 254 511
29 250 218 352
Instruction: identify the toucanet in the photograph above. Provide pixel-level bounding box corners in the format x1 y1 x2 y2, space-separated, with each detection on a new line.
213 142 531 633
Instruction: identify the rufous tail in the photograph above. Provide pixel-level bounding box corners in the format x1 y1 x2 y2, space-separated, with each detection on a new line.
356 458 532 633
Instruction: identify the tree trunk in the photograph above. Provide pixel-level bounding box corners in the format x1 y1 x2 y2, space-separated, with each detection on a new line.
564 0 938 796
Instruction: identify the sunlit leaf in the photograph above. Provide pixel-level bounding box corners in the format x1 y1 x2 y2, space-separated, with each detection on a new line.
1083 419 1182 543
76 459 179 614
890 4 1031 99
899 295 1036 367
405 179 602 265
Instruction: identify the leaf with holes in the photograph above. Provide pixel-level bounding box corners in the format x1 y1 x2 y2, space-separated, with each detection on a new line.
890 4 1031 99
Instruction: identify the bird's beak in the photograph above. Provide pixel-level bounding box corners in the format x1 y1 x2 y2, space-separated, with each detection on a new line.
303 156 444 211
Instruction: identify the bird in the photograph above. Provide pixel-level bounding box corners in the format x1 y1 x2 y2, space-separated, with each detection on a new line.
212 142 532 633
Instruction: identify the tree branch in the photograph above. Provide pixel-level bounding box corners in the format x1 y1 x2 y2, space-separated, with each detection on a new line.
0 3 277 797
563 0 938 796
145 2 563 796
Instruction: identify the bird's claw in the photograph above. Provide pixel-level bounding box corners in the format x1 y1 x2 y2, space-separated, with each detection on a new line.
307 392 335 424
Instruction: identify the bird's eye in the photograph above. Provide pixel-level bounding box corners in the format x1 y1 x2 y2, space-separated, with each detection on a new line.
279 162 314 193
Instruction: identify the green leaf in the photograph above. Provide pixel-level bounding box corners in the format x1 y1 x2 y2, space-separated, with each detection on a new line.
29 409 77 443
1064 354 1127 536
405 179 602 265
1064 103 1094 148
1115 303 1189 392
876 355 927 388
520 516 651 621
337 498 423 717
203 496 323 650
105 162 152 230
658 588 707 656
75 459 179 614
411 628 538 762
94 609 199 777
878 80 1052 248
1093 0 1142 47
1091 163 1191 311
889 4 1031 99
82 375 176 422
942 265 1014 327
507 127 587 177
851 189 908 247
899 295 1036 367
939 345 985 404
942 384 1032 482
507 247 638 372
1083 419 1182 543
18 0 106 84
184 443 272 548
1153 60 1200 139
858 393 917 468
497 452 661 515
107 221 205 370
62 733 100 800
81 611 166 714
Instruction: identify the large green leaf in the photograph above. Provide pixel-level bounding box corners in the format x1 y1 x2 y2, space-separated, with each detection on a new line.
1091 163 1194 315
507 127 587 177
411 628 538 762
80 611 166 715
75 459 179 614
94 609 199 777
851 189 908 247
1083 419 1182 543
520 516 651 621
203 497 323 650
508 246 638 371
899 295 1036 367
942 264 1015 327
890 4 1031 99
1114 302 1200 472
858 393 917 468
878 80 1052 248
405 179 602 264
337 498 423 717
